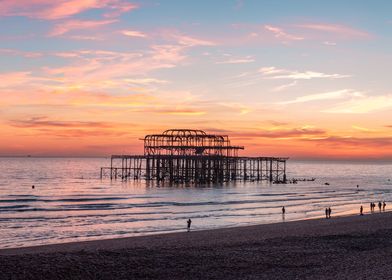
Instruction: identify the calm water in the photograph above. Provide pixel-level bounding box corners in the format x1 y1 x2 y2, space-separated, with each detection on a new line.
0 157 391 249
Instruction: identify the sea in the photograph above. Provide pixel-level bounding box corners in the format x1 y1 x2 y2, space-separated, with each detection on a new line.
0 157 391 249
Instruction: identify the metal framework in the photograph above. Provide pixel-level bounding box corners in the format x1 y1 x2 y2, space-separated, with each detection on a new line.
101 129 288 184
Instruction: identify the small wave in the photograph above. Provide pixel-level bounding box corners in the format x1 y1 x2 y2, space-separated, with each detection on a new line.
0 196 126 203
0 204 30 210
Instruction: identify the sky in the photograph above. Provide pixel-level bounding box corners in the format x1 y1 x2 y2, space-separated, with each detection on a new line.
0 0 391 159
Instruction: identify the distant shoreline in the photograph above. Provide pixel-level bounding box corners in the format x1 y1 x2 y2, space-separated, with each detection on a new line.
0 156 391 163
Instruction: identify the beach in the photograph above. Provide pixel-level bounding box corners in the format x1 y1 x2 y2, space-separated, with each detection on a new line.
1 211 392 279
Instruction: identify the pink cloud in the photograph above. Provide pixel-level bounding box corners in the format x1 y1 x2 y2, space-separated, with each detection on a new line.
0 0 137 20
264 25 304 42
159 30 217 47
150 45 186 66
121 30 148 38
0 72 33 88
0 48 42 58
295 23 369 38
48 19 117 36
174 34 216 47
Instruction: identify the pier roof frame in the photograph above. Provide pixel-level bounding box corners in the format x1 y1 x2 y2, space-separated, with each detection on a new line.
143 129 244 156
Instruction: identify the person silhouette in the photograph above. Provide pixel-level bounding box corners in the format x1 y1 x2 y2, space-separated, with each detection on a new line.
187 219 192 232
378 201 382 212
325 208 329 219
383 201 386 211
360 205 363 216
282 206 285 215
328 207 332 218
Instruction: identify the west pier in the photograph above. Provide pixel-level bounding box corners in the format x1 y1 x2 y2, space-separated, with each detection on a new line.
100 129 288 183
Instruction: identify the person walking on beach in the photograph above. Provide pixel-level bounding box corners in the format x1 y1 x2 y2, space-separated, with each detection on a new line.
378 201 382 212
187 218 192 232
328 207 332 219
325 208 329 219
383 201 386 211
282 206 285 215
360 205 363 216
370 202 373 212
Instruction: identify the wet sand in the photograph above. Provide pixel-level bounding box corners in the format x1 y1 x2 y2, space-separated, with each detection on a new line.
1 211 392 279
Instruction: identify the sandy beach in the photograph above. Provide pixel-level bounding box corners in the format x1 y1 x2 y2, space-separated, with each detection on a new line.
1 211 392 279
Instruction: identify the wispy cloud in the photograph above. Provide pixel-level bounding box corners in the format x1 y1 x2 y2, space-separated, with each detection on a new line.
121 30 148 38
323 94 392 113
351 125 376 132
278 89 362 104
0 71 42 88
295 23 369 38
0 0 137 20
0 48 42 58
0 45 186 96
9 116 113 128
7 116 136 139
218 103 252 115
272 81 297 92
216 55 254 64
304 136 392 148
148 108 206 116
264 25 304 42
323 41 337 46
173 34 216 47
159 30 216 47
231 126 326 139
49 19 117 36
259 66 351 80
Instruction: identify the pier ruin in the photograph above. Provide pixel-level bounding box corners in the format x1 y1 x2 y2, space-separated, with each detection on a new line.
100 129 288 183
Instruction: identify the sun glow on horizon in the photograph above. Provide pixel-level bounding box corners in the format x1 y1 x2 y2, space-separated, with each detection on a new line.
0 1 391 159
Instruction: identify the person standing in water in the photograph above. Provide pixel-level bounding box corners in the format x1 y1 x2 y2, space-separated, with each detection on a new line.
187 219 192 232
378 201 382 212
328 207 332 218
383 201 386 211
360 205 363 216
282 206 285 215
325 208 329 219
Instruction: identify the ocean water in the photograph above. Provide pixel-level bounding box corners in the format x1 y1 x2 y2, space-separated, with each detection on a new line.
0 157 391 249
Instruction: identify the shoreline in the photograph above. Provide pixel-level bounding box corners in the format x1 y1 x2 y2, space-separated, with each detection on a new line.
2 211 392 279
1 210 391 254
0 207 386 254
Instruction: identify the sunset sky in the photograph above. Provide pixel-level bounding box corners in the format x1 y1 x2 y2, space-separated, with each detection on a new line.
1 0 391 159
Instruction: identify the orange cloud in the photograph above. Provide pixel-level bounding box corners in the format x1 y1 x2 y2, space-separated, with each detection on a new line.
147 108 206 116
9 116 114 128
228 127 327 139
